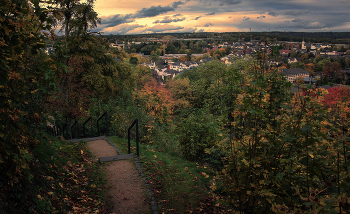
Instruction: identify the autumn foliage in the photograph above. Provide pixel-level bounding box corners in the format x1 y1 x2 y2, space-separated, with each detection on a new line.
321 86 350 108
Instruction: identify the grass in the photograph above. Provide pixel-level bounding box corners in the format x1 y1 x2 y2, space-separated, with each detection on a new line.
1 134 108 213
109 136 226 213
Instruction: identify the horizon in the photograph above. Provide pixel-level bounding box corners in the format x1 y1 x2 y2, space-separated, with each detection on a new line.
92 0 350 35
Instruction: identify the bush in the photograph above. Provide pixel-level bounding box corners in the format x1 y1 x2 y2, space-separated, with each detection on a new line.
177 108 222 160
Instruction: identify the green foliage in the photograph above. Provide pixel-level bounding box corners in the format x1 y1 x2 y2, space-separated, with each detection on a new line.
177 108 223 160
0 0 57 184
110 136 220 213
129 56 139 65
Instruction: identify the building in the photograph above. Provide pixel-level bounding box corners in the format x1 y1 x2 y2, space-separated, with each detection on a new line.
280 68 311 83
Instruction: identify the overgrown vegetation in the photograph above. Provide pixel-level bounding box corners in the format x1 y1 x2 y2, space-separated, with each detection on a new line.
110 136 227 213
1 0 350 213
0 134 107 213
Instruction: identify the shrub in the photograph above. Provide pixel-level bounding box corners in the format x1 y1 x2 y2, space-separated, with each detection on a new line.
177 108 222 160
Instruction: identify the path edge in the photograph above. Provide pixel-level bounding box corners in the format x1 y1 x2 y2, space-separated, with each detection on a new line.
76 136 159 214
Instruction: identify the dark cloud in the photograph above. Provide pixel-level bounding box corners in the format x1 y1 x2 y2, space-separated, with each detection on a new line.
172 1 185 8
218 0 243 6
173 14 182 16
204 22 214 27
197 29 205 32
257 15 265 20
112 24 145 35
194 16 202 20
153 16 186 24
143 24 184 33
268 11 278 17
198 0 242 6
133 1 187 18
284 10 311 16
100 14 134 28
134 5 175 18
206 12 215 15
290 18 328 29
243 16 250 21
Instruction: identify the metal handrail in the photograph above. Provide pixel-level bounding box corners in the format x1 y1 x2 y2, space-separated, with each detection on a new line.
97 112 108 137
128 119 139 157
71 120 79 139
63 117 68 139
83 117 93 138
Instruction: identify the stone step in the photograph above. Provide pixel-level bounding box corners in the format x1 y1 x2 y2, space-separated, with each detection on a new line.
65 136 106 143
99 153 136 162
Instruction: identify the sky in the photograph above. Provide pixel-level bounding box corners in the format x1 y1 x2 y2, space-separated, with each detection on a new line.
93 0 350 35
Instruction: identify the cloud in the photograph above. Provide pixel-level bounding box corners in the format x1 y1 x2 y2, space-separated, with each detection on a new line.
217 0 243 6
291 18 328 29
153 16 186 24
113 24 145 35
198 0 242 6
134 5 175 18
100 14 134 28
206 12 215 15
197 29 205 32
257 15 265 20
204 22 214 27
172 1 185 8
284 10 311 16
268 11 278 17
173 14 182 16
142 24 184 33
133 1 187 18
243 16 250 21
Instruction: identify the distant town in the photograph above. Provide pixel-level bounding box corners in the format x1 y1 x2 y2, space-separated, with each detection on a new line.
48 32 350 87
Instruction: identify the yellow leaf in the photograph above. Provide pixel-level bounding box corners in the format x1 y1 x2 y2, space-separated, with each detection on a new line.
48 192 53 196
309 154 314 158
59 183 63 188
37 195 42 200
81 150 84 155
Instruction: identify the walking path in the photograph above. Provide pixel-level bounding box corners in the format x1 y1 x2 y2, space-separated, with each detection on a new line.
68 136 154 214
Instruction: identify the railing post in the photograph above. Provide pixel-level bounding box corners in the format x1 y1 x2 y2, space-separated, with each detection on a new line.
91 119 93 137
136 119 139 157
83 121 86 138
97 119 100 137
128 127 131 154
97 112 107 137
77 120 79 139
128 119 139 157
66 117 68 139
105 112 109 136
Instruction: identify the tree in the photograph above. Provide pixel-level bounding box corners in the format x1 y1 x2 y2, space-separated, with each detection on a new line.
59 0 80 40
323 61 342 82
71 2 101 35
304 63 315 77
178 55 189 61
150 53 160 62
167 78 193 111
177 108 222 160
322 86 350 108
0 0 57 188
129 56 139 65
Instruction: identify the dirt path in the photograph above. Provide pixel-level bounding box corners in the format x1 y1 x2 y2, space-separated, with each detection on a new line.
87 140 150 214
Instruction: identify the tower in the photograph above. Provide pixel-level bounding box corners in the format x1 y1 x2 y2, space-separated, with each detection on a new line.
302 38 306 50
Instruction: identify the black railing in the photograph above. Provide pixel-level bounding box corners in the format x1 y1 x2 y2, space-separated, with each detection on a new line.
62 117 68 139
46 113 108 140
128 119 139 157
71 120 79 139
83 117 93 138
97 111 108 137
